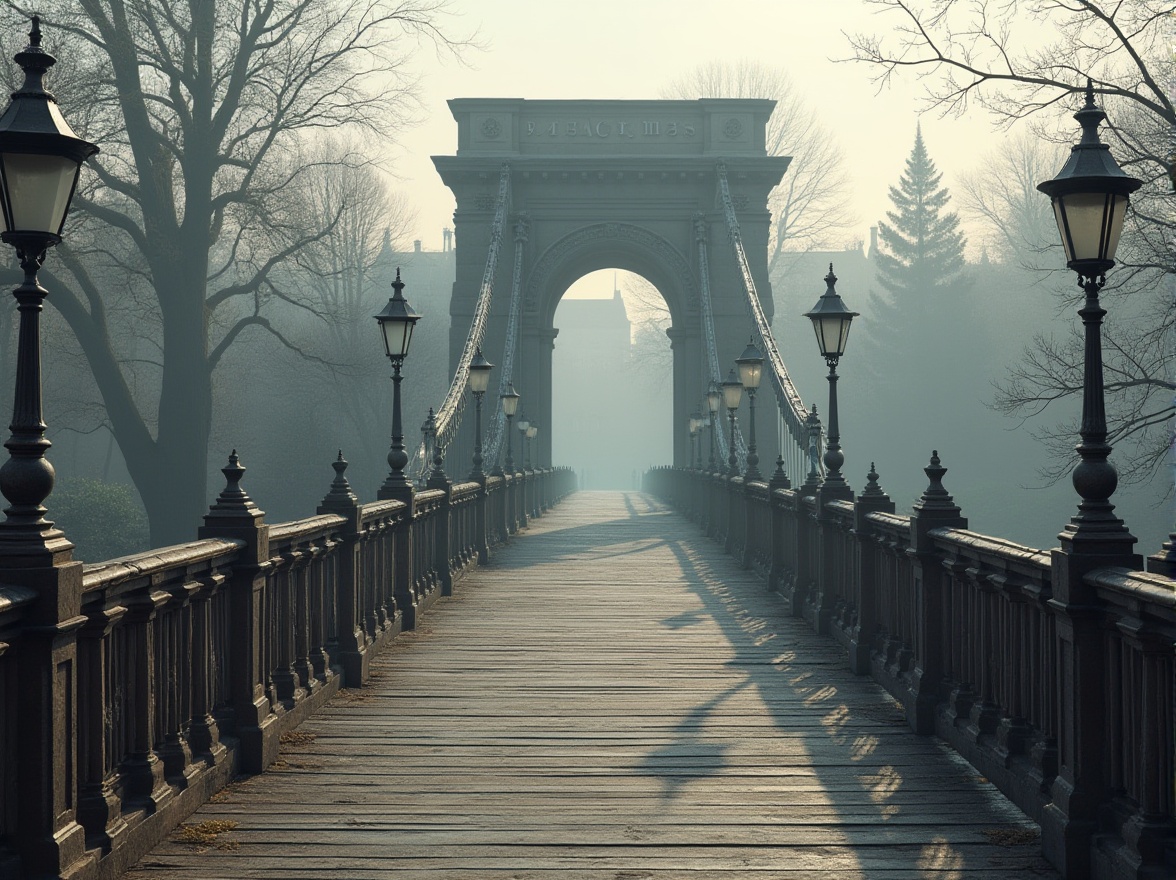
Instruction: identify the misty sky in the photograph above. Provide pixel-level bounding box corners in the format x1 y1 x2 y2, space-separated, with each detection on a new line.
393 0 1011 270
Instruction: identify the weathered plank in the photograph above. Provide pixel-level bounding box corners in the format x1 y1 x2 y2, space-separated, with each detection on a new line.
124 491 1056 879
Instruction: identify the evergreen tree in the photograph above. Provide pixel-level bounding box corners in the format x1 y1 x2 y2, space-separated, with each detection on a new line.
866 124 970 354
850 126 988 504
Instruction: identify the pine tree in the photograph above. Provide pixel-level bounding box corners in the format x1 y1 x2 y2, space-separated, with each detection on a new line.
866 124 970 354
850 125 985 503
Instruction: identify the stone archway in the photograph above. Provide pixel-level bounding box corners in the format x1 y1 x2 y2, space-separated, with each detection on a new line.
434 98 789 467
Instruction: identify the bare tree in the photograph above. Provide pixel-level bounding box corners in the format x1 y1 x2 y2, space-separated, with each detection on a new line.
287 146 415 477
847 0 1175 486
21 1 469 546
662 61 856 273
958 132 1065 265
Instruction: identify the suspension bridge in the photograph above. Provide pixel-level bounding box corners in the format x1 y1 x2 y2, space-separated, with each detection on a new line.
0 99 1172 880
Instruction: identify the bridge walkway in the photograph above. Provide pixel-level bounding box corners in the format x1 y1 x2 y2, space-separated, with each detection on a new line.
125 491 1054 879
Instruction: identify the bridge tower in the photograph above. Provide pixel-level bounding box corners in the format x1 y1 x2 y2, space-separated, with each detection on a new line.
434 99 789 468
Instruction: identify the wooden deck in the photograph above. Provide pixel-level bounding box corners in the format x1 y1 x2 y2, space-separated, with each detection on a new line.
126 490 1055 879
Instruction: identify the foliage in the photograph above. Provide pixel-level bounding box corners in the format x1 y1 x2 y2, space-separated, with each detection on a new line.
17 0 469 546
51 477 149 561
847 0 1175 486
864 126 972 357
662 60 856 271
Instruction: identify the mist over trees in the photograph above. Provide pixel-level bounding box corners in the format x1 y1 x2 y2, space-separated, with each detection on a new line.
662 60 857 272
26 0 468 547
847 0 1175 492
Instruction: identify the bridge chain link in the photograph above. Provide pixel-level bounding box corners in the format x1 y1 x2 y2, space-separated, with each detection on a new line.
412 164 512 482
715 162 823 479
694 212 743 470
481 213 528 470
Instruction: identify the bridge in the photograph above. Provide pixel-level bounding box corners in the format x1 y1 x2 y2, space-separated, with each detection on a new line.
0 96 1173 880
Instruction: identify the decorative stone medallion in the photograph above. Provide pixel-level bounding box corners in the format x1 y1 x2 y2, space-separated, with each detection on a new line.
723 117 744 139
480 117 503 139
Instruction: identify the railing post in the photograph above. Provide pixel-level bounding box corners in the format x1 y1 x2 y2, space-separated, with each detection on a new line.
810 479 853 635
906 451 966 735
849 464 894 675
767 458 792 593
475 476 490 563
317 452 375 682
427 472 454 596
4 531 88 877
741 478 757 569
1042 517 1143 875
724 475 741 555
198 451 275 773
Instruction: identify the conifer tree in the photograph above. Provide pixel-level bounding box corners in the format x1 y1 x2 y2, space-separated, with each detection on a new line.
866 125 970 354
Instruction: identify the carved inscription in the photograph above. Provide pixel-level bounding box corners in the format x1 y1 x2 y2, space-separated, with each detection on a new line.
524 119 697 140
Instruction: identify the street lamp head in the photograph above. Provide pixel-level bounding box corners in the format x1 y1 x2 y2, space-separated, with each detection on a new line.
1037 80 1142 279
517 412 530 432
706 381 721 414
374 268 422 360
736 337 764 390
690 408 704 434
526 424 537 440
803 264 858 363
468 347 493 394
500 383 519 417
0 16 99 249
721 367 743 411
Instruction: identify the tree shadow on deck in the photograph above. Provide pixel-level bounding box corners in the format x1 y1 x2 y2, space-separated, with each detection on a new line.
513 490 1056 877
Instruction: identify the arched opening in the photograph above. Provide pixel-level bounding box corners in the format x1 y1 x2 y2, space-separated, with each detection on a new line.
552 269 672 488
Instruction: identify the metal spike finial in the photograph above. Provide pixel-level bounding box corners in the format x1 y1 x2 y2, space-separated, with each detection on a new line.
862 462 886 498
29 15 41 47
322 449 357 507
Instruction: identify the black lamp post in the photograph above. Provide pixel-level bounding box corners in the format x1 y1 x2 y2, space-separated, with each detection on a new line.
517 412 530 470
706 382 721 473
736 338 764 481
804 264 858 493
467 348 493 481
690 408 704 469
1037 80 1142 552
375 268 422 500
0 16 98 549
499 384 519 475
721 368 743 477
525 423 538 469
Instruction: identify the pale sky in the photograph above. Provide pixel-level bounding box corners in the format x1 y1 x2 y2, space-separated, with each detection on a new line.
391 0 1014 293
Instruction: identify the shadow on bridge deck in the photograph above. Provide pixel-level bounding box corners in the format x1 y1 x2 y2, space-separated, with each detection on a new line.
125 490 1056 879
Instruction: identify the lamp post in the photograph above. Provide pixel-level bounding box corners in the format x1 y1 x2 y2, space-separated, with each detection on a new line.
1037 80 1142 553
375 268 422 500
736 338 764 481
721 368 743 477
0 16 98 550
467 348 493 481
686 411 696 468
706 382 721 473
517 412 530 470
804 264 858 494
498 384 519 475
525 423 537 469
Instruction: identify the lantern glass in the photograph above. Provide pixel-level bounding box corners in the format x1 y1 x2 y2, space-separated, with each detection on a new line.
706 384 721 414
811 313 853 359
722 377 743 410
1052 191 1128 266
377 314 414 359
0 152 78 235
736 341 764 390
500 386 519 417
526 425 537 439
468 350 493 393
517 416 530 432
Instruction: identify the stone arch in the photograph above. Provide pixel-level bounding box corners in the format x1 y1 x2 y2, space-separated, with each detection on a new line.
524 222 697 329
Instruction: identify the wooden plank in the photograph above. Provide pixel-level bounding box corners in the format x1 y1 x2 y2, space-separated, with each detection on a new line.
124 491 1056 878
